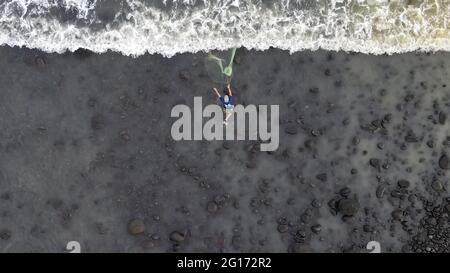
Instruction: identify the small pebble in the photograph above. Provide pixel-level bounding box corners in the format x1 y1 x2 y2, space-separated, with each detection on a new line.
439 154 450 170
206 201 218 213
169 231 186 243
311 224 322 234
398 179 410 188
128 219 145 235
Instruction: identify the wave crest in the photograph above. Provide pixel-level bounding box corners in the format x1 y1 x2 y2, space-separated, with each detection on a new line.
1 0 449 57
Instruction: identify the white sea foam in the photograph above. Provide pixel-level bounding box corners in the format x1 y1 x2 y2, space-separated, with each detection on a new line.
0 0 450 57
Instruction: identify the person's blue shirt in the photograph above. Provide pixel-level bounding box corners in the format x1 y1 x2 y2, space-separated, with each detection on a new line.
219 96 234 109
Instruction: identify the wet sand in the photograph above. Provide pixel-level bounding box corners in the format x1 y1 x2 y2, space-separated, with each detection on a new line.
0 46 449 252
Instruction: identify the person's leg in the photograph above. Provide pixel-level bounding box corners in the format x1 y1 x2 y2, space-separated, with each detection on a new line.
225 111 232 121
222 109 231 125
224 106 234 122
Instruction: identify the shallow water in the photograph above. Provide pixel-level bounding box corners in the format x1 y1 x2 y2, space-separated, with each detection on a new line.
1 0 450 57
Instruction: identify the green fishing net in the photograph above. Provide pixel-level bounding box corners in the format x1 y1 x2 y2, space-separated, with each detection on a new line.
204 48 237 85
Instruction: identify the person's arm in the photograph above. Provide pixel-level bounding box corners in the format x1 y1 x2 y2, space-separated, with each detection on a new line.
213 88 221 97
227 84 233 96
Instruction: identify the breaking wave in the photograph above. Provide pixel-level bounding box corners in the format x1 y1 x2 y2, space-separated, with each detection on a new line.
1 0 450 57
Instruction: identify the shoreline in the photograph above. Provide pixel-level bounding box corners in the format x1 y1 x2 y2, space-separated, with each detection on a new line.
3 43 450 59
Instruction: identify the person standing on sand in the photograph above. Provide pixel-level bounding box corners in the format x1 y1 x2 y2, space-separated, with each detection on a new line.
213 83 234 125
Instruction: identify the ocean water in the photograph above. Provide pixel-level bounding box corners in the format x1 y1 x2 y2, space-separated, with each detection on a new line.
0 0 449 57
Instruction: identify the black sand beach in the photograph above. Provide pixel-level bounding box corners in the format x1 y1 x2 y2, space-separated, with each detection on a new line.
0 46 450 252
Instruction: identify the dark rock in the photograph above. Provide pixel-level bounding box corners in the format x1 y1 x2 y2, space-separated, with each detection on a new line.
426 217 437 226
311 224 322 234
316 173 327 182
287 100 297 108
119 130 131 141
30 225 45 238
369 158 381 171
329 208 337 216
398 179 410 188
179 70 190 80
431 180 444 192
285 125 298 135
91 114 106 130
277 224 289 233
0 229 11 240
441 204 450 214
408 195 418 205
339 187 351 198
96 222 108 235
405 133 419 143
439 112 447 125
246 160 257 169
206 201 218 213
300 213 311 223
293 229 306 243
87 98 97 108
34 56 47 67
363 225 374 233
233 55 242 64
383 113 393 122
328 198 338 209
309 87 319 94
214 195 227 205
304 139 315 150
438 154 450 170
311 130 321 137
222 141 232 150
376 185 387 198
391 189 407 199
337 198 359 216
0 192 10 201
377 143 384 150
391 209 403 220
361 123 377 133
311 199 322 208
277 217 288 225
371 119 382 129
